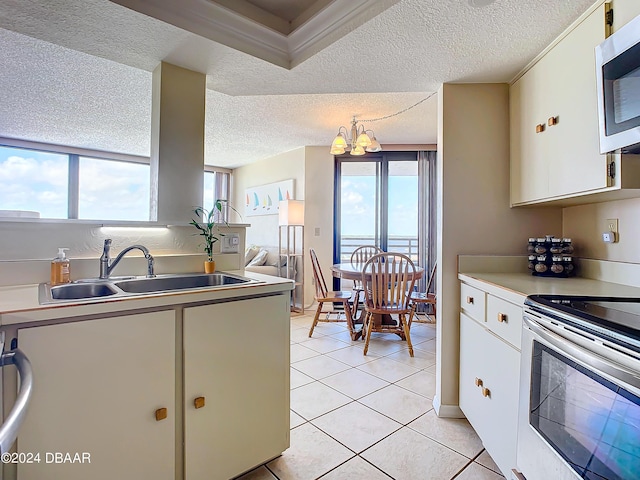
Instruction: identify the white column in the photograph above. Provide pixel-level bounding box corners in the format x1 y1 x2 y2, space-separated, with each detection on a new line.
150 62 205 223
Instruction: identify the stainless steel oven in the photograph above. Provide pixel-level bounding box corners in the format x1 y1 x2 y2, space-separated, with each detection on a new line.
518 296 640 480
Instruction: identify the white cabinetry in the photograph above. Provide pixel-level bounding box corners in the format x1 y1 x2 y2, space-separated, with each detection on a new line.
5 292 291 480
16 311 176 480
459 282 521 477
510 3 640 206
183 294 290 479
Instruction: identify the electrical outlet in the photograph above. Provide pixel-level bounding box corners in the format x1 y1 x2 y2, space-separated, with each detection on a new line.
606 218 619 234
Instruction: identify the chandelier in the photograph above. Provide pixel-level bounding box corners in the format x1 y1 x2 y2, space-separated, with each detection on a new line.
330 117 381 156
329 93 437 156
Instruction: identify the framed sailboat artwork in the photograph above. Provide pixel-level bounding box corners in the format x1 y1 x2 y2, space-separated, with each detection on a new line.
244 179 295 217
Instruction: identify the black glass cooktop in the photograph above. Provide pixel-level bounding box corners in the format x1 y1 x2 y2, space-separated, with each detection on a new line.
525 295 640 352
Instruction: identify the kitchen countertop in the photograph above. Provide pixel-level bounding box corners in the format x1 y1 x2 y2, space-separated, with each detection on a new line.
0 270 293 325
458 272 640 305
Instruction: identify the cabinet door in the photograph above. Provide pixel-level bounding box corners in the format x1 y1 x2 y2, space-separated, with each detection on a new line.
183 294 290 480
545 4 608 198
459 313 491 445
16 311 176 480
511 4 609 205
459 312 520 477
511 61 550 204
479 320 520 477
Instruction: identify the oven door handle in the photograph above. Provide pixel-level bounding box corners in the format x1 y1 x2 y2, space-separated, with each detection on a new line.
524 315 640 392
0 349 33 454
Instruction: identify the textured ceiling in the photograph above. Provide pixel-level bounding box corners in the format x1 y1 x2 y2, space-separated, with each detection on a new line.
0 0 597 167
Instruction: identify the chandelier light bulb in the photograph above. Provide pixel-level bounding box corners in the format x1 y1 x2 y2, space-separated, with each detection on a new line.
350 145 366 156
356 132 372 147
329 94 434 156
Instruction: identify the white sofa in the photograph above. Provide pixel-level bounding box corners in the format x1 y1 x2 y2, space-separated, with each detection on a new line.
244 246 296 278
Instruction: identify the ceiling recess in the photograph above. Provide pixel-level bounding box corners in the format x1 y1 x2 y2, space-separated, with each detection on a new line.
109 0 400 68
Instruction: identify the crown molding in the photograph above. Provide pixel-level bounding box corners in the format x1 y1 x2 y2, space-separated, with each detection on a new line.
288 0 396 67
111 0 290 68
109 0 397 70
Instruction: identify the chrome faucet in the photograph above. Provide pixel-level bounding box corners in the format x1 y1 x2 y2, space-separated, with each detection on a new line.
99 239 155 279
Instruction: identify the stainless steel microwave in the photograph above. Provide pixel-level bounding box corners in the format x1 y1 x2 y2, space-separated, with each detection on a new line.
595 13 640 154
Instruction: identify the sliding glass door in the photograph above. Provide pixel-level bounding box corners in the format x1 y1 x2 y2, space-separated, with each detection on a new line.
334 152 421 288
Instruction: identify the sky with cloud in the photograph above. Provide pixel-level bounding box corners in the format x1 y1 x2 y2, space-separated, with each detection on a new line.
340 173 418 238
0 146 149 220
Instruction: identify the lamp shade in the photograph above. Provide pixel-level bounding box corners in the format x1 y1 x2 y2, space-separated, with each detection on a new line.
350 145 366 156
366 136 382 152
356 132 372 147
331 133 347 150
279 200 304 225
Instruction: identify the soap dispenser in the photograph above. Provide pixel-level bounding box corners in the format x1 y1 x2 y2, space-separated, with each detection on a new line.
51 248 71 286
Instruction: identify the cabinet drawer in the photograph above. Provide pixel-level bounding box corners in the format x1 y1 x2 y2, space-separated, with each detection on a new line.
486 295 523 350
460 283 486 321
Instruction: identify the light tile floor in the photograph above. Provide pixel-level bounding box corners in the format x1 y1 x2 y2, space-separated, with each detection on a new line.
236 313 505 480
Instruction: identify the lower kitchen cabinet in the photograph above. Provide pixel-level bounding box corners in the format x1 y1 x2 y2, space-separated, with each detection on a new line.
183 294 290 479
4 293 290 480
15 311 176 480
459 286 521 477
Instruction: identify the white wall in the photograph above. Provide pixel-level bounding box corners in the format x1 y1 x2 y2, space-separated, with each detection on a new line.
437 83 563 417
563 198 640 263
0 222 246 286
232 148 306 248
304 146 335 307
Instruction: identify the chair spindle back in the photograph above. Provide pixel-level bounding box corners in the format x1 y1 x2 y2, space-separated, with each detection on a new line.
362 253 416 313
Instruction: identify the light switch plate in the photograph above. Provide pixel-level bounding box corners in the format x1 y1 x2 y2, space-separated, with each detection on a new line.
221 233 240 253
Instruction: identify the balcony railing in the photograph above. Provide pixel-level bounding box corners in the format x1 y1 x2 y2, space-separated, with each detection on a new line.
339 235 420 262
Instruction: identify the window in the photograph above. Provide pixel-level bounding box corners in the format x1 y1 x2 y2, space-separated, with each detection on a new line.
203 170 231 221
78 157 150 221
0 146 69 218
334 152 419 262
1 140 234 223
334 151 436 293
0 142 150 221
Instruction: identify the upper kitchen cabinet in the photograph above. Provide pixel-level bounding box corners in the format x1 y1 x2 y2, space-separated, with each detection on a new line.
510 2 640 207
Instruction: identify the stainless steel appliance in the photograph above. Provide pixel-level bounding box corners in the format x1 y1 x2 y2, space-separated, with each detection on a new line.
518 295 640 480
595 13 640 154
0 333 33 453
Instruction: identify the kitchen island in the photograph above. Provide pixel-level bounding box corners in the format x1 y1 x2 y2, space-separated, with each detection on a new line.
0 270 293 480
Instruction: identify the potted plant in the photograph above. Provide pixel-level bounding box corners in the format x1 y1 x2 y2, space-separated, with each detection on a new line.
190 200 237 273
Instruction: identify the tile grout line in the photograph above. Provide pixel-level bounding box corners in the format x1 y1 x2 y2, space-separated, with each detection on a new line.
449 448 485 480
283 317 475 480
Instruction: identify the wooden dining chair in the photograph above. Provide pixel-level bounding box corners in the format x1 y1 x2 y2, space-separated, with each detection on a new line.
409 263 437 326
350 245 383 299
361 252 417 357
309 248 357 339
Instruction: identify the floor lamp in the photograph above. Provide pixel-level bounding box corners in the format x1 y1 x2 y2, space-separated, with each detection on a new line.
278 200 304 313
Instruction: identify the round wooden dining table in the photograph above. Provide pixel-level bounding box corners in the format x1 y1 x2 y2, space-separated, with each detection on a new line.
330 262 424 283
330 262 424 333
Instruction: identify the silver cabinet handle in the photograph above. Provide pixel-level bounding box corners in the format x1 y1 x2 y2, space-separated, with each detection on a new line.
0 349 33 453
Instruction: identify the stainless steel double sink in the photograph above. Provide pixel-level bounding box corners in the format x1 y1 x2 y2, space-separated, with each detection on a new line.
39 273 260 304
